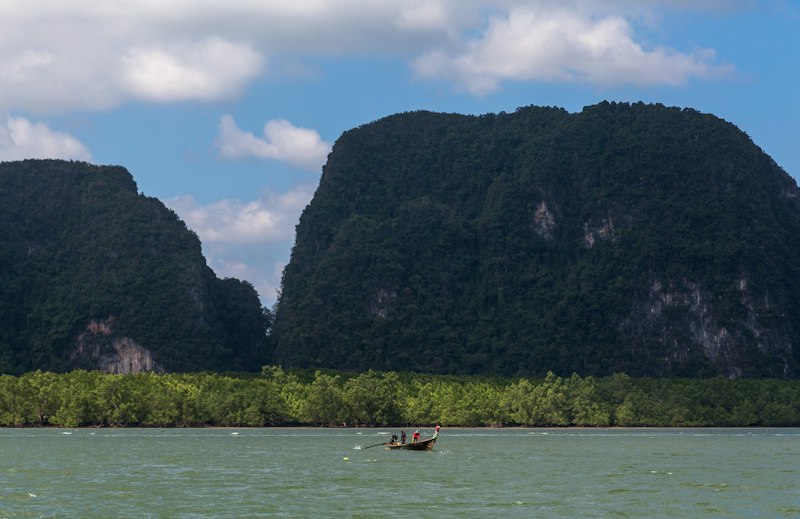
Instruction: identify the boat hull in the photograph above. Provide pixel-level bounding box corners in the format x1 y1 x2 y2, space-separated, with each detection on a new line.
385 438 436 451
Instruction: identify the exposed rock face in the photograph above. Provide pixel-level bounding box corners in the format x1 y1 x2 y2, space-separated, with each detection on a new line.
583 217 615 248
622 278 739 376
72 318 162 374
369 289 396 318
621 276 794 377
532 201 556 240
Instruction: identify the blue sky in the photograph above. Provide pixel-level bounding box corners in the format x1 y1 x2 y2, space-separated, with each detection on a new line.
1 0 798 306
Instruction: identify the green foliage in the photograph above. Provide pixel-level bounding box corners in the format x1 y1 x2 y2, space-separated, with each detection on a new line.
302 371 346 425
3 368 800 427
0 160 270 374
273 103 800 378
343 370 403 425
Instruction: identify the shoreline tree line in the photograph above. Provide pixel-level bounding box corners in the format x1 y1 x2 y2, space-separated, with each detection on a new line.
1 367 799 428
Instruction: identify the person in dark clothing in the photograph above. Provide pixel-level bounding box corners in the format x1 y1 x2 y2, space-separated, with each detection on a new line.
400 430 406 444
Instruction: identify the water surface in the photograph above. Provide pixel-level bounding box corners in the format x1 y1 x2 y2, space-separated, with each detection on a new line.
1 428 798 517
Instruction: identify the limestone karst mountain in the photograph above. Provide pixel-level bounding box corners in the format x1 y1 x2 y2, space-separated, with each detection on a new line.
0 160 270 374
272 102 800 378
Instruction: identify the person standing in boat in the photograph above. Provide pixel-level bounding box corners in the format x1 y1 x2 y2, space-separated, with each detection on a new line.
432 425 440 439
412 430 420 443
400 430 406 444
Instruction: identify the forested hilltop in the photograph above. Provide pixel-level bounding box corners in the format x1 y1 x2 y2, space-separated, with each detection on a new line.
273 102 800 378
0 160 270 375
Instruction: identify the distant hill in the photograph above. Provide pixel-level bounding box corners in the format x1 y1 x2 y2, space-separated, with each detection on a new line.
0 160 270 374
271 102 800 378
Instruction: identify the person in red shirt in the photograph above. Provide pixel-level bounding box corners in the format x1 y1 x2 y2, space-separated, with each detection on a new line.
412 430 420 443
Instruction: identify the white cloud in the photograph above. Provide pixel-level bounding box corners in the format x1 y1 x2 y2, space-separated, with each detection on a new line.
216 115 331 172
167 185 314 245
413 6 733 94
0 116 91 161
0 1 453 114
0 1 736 114
166 185 316 304
122 37 264 102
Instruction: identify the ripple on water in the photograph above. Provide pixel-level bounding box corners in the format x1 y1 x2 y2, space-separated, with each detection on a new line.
2 427 799 517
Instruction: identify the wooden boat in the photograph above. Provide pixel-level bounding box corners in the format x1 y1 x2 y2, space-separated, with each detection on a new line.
385 437 436 451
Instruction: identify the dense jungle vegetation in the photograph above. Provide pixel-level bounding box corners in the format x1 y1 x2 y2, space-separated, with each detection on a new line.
273 102 800 378
0 160 270 374
2 368 799 428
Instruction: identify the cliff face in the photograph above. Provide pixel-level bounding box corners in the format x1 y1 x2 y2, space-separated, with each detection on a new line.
0 160 270 374
272 102 800 378
71 318 162 374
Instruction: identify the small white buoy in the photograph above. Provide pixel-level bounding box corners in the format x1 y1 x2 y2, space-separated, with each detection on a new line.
29 493 37 498
343 457 349 461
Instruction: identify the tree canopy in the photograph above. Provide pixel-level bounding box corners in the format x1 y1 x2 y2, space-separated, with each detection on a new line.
2 368 799 427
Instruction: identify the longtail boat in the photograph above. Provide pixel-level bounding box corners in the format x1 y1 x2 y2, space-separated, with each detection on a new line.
385 437 436 451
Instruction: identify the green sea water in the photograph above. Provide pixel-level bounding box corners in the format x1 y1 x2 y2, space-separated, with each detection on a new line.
1 428 798 518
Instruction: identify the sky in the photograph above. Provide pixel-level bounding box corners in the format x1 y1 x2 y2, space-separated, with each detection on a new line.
1 0 798 307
